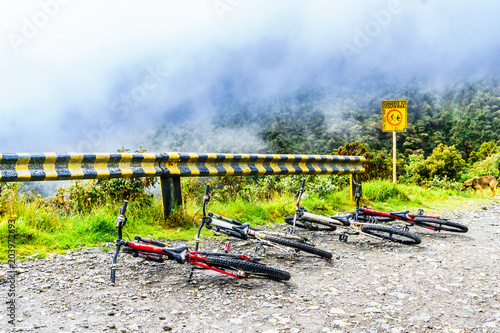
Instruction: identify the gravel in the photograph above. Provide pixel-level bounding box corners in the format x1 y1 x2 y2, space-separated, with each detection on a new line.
1 201 500 333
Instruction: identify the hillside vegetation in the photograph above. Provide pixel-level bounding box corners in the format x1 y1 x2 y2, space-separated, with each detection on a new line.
2 78 500 260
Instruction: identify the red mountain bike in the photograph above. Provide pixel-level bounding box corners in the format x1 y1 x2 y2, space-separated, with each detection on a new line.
352 182 468 233
109 199 291 284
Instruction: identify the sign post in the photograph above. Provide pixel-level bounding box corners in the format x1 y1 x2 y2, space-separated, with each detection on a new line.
382 100 407 183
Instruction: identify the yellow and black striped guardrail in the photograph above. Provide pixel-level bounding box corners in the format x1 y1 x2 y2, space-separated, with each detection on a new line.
0 153 365 182
0 152 365 216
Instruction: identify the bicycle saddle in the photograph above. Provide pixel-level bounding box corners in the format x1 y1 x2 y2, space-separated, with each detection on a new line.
163 245 187 264
218 223 250 240
390 210 409 219
329 214 351 226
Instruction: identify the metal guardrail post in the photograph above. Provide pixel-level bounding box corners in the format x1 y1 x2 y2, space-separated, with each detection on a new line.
160 176 182 217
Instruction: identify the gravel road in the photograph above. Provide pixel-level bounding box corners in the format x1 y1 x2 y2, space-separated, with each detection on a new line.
1 201 500 333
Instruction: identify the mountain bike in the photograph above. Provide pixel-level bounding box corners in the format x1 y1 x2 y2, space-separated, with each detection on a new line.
109 200 291 284
284 179 422 245
351 182 468 233
197 187 332 259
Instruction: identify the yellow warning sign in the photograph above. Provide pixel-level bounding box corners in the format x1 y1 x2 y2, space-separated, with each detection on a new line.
382 100 407 132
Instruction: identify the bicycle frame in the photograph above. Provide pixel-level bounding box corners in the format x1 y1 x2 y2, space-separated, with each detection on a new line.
126 238 254 279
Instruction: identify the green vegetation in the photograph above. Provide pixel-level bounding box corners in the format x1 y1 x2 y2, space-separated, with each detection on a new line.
2 79 500 261
0 174 496 262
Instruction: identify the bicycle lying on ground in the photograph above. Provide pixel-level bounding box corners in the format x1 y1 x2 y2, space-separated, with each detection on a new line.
196 186 332 259
108 199 291 284
285 180 422 245
351 182 468 233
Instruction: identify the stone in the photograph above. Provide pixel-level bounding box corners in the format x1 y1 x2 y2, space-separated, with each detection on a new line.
364 307 382 313
329 308 346 315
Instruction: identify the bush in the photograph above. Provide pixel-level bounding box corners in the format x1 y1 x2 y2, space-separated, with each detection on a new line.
468 141 500 165
405 144 466 185
51 177 157 214
424 176 461 190
182 174 349 203
462 152 500 181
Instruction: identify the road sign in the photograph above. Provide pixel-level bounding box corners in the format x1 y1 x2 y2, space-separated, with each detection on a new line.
382 100 407 132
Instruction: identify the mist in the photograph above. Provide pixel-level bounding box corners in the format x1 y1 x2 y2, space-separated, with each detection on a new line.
1 0 500 154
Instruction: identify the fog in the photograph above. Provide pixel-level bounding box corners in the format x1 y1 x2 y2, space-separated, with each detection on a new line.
1 0 499 153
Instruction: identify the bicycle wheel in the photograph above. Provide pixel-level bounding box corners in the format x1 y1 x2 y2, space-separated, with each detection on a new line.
361 224 421 245
412 217 468 233
284 216 336 231
205 256 291 281
263 234 332 259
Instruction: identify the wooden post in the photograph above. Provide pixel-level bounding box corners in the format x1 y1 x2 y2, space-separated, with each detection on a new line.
160 176 183 217
393 130 397 184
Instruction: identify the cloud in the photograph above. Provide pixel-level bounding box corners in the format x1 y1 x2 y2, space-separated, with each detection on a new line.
1 0 499 153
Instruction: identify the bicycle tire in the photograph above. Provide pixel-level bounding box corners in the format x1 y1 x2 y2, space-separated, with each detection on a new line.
284 216 337 231
263 234 333 259
205 256 291 281
412 217 468 233
361 224 421 245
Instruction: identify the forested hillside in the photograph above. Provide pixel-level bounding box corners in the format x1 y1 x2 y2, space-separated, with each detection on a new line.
148 76 500 162
218 77 500 158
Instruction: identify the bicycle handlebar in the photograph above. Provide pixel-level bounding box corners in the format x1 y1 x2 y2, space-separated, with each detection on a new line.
120 200 128 215
204 185 210 196
111 200 128 284
300 179 305 190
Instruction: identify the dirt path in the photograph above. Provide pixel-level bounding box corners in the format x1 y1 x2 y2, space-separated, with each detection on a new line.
1 201 500 333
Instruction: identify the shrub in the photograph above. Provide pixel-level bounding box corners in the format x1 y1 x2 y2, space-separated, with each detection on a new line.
405 144 466 185
468 141 500 165
51 177 157 214
462 152 500 181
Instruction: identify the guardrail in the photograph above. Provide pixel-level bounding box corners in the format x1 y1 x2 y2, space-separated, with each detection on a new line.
0 152 365 216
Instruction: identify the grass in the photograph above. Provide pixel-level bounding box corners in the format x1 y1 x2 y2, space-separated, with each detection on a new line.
0 179 497 262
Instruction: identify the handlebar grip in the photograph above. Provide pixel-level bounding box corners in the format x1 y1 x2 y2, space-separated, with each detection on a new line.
134 236 166 247
300 179 306 189
110 269 116 284
204 185 210 195
355 184 362 195
120 200 128 215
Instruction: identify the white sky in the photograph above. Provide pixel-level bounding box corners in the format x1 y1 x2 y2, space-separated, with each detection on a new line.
1 0 499 152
